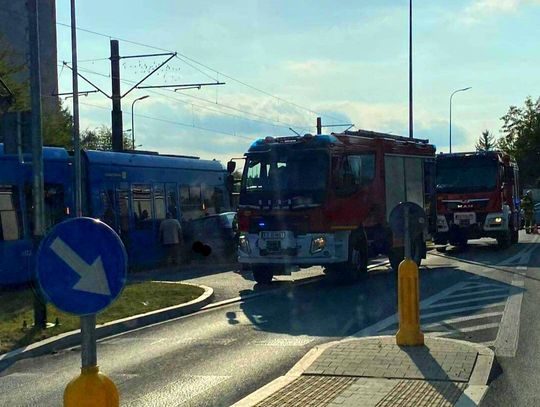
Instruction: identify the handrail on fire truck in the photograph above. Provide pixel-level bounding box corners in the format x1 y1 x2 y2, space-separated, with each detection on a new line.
342 129 430 144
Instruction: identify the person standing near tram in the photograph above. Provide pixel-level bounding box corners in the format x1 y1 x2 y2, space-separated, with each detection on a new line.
159 212 183 265
522 190 535 234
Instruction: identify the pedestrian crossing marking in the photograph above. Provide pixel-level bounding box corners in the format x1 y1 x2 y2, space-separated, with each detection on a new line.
354 276 511 347
436 287 507 300
423 293 509 309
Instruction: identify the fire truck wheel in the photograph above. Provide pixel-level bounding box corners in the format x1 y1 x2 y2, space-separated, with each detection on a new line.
389 237 423 272
252 267 274 284
497 231 511 249
511 226 519 244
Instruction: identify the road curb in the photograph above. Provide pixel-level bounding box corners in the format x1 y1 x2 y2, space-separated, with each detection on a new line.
0 283 213 367
233 335 495 407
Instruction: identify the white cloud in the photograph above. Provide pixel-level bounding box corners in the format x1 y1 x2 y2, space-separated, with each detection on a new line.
462 0 540 24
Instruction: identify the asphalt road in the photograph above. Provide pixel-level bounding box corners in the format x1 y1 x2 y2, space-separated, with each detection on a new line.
0 231 538 406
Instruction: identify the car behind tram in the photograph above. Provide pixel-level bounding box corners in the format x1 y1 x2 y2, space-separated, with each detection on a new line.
0 144 230 285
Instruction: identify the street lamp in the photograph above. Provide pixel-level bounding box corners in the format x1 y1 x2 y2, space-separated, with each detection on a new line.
131 95 149 150
449 87 471 153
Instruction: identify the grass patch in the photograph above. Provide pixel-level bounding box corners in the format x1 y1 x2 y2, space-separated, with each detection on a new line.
0 282 204 354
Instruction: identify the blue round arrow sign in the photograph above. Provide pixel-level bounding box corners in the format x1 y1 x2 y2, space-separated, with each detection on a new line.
36 217 127 316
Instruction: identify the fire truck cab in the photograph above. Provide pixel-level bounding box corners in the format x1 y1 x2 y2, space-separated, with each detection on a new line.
236 130 436 284
434 151 520 250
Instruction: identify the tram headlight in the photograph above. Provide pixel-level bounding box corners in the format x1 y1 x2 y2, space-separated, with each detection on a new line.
239 233 251 254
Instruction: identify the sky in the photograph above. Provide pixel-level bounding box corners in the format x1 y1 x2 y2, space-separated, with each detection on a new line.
54 0 540 165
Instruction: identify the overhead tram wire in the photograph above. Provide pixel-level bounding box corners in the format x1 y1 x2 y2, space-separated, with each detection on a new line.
78 100 255 141
57 63 315 133
55 22 340 125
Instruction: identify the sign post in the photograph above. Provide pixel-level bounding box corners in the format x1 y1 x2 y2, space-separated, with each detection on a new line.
36 217 127 406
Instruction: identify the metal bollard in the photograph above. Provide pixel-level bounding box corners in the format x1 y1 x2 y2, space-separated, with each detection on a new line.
396 205 424 346
396 258 424 346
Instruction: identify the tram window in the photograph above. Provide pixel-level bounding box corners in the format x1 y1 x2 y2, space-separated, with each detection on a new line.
44 184 66 231
190 185 201 206
24 184 66 234
154 184 166 221
180 186 190 207
202 186 224 215
202 185 215 215
179 184 204 221
214 188 224 213
132 184 153 229
0 185 22 241
116 184 130 235
166 183 178 219
100 189 117 229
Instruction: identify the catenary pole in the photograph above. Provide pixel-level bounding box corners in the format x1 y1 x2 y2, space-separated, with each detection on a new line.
28 0 47 329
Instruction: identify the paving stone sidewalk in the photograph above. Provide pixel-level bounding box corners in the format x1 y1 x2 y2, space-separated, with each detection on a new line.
234 336 494 407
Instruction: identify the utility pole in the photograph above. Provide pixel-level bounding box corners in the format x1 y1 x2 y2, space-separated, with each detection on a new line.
316 117 322 134
28 0 47 329
110 40 123 152
71 0 82 216
409 0 413 139
64 43 222 152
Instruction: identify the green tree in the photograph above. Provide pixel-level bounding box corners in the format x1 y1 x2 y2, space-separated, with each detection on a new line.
81 125 132 150
0 36 29 112
475 130 496 151
43 102 73 147
0 34 72 148
498 96 540 187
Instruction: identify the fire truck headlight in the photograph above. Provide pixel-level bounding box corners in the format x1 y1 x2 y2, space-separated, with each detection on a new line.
492 217 503 225
239 234 251 254
310 236 326 254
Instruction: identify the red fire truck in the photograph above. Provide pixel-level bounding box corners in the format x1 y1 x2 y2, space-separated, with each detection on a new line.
236 130 437 284
434 151 520 250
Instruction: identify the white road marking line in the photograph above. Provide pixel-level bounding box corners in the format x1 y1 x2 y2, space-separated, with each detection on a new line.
438 288 508 300
421 293 509 310
425 322 500 335
423 311 503 326
498 235 539 266
420 302 506 320
352 280 472 337
460 282 508 289
492 237 533 357
494 280 524 357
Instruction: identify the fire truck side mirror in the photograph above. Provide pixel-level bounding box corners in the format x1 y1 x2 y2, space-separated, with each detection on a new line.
227 160 236 173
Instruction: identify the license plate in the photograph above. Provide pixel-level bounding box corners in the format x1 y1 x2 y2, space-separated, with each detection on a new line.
454 212 476 226
262 231 285 239
266 240 281 251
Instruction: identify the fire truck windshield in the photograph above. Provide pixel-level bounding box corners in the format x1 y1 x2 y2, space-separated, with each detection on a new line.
436 156 499 193
241 150 329 205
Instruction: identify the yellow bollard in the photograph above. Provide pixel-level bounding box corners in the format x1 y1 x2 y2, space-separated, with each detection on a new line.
396 257 424 346
64 365 119 407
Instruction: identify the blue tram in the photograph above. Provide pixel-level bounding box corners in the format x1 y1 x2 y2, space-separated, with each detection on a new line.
0 144 230 285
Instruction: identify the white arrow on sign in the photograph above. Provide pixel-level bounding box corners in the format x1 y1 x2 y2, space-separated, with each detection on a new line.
49 237 112 296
